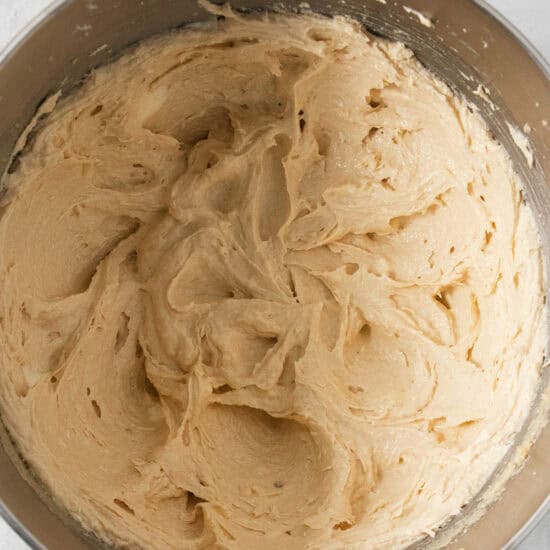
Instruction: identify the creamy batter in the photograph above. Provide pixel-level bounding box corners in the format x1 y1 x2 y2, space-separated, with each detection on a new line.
0 11 546 550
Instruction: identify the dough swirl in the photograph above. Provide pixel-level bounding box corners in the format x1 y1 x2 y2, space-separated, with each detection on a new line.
0 13 545 550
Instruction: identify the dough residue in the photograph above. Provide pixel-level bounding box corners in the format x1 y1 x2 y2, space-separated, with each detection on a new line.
403 6 433 28
0 13 546 550
506 121 534 167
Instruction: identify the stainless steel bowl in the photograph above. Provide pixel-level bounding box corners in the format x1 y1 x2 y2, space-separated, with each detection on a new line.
0 1 548 548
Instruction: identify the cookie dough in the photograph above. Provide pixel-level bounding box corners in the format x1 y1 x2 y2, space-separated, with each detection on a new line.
0 11 546 550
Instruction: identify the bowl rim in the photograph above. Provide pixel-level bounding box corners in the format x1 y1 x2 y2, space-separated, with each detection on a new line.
0 1 548 549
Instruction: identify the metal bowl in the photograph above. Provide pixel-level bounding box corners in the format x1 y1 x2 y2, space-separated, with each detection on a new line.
0 1 548 548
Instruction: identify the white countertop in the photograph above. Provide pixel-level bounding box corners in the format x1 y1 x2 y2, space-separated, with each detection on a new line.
0 1 548 549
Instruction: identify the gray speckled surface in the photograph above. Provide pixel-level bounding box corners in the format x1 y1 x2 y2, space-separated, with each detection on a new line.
0 1 548 549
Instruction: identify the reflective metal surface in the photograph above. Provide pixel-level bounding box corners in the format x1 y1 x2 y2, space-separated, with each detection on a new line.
0 1 548 549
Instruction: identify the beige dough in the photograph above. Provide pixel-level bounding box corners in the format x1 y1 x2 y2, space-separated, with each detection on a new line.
0 11 546 550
